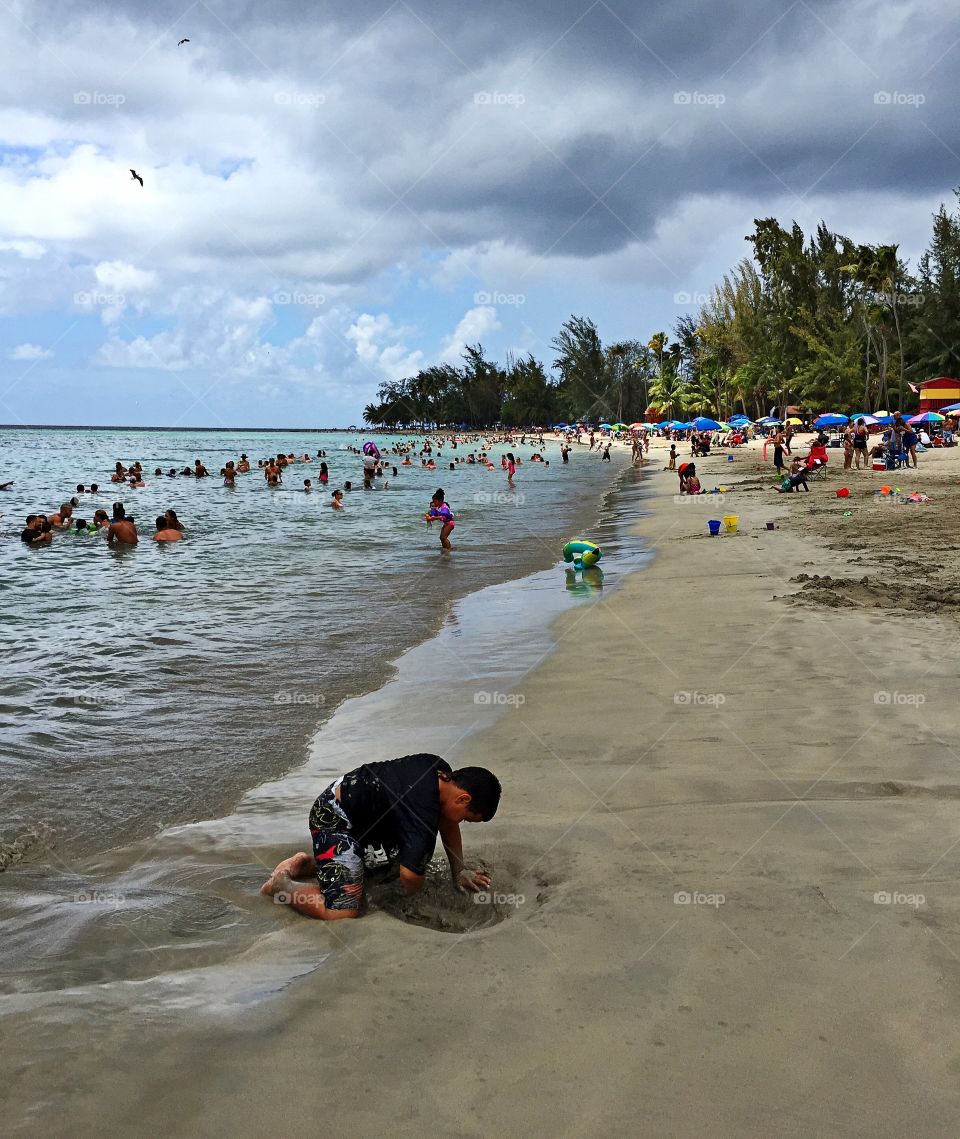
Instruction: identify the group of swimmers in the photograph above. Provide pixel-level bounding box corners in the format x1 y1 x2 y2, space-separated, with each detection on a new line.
20 495 185 547
16 433 577 553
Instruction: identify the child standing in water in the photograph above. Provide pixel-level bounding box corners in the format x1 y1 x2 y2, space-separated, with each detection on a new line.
426 488 455 550
505 453 516 485
319 462 329 486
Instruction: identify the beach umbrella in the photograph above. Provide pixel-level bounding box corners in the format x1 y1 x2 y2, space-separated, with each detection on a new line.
938 402 960 413
599 422 612 429
758 416 782 425
908 411 945 424
692 416 722 430
813 413 849 427
785 417 803 425
629 421 646 429
849 414 879 425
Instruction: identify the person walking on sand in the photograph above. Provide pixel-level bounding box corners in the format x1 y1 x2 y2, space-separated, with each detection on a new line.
842 425 854 470
852 417 869 469
261 755 501 920
772 429 786 477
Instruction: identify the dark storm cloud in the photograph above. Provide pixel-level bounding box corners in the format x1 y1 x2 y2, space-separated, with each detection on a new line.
5 0 960 266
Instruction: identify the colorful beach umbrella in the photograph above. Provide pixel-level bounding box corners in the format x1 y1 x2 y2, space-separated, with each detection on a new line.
692 416 722 430
813 413 849 427
938 402 960 413
849 414 879 425
907 411 945 424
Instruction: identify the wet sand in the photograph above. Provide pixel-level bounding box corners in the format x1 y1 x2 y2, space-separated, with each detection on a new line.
6 439 960 1136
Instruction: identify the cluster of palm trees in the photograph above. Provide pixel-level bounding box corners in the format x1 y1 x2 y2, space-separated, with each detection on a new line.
363 194 960 429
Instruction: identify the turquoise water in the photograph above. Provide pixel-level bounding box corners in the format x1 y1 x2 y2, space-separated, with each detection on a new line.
0 428 624 864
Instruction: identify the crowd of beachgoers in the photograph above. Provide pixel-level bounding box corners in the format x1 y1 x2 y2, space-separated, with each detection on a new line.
12 411 954 550
10 429 610 552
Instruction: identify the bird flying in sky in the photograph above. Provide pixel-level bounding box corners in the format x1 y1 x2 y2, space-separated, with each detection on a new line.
130 169 144 186
178 38 189 46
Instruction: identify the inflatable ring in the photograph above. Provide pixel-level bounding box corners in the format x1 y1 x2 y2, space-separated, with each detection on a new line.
362 442 381 458
562 539 601 569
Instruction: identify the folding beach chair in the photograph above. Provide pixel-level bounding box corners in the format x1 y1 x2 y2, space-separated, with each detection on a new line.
807 459 828 482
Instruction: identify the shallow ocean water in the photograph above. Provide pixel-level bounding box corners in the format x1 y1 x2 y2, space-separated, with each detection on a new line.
0 427 625 862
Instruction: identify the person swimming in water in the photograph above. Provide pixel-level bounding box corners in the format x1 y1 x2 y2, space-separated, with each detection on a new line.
154 515 183 542
330 489 345 510
426 488 455 550
107 503 138 546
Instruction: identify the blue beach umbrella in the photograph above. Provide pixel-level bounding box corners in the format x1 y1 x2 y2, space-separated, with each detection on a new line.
813 413 849 428
692 416 722 430
599 423 613 429
729 415 752 424
939 402 960 413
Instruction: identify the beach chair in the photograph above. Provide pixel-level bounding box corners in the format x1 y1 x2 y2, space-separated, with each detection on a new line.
806 459 828 482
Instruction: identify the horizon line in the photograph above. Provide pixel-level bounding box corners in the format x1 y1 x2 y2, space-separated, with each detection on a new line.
0 424 359 433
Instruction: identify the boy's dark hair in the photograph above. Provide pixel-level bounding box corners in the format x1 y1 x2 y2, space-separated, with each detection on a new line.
451 767 501 820
156 516 168 530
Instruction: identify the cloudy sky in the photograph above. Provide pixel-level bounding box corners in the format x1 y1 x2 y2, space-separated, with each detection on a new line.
1 0 958 427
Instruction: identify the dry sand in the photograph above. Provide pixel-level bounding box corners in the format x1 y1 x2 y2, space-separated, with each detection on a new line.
7 435 960 1137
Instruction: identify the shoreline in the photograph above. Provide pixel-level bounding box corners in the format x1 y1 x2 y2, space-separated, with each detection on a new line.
7 440 960 1136
1 433 626 868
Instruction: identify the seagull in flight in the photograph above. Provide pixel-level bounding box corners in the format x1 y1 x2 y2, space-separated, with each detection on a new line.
178 38 189 46
130 169 144 187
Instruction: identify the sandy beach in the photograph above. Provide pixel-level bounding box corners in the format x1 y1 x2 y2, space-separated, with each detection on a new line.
6 435 960 1137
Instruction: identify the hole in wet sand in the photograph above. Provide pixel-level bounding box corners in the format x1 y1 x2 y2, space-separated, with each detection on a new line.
366 860 537 934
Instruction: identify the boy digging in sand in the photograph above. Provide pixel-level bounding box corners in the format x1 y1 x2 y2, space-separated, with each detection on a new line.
261 754 501 919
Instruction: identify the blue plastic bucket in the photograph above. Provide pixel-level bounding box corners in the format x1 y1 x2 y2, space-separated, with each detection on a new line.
708 519 722 536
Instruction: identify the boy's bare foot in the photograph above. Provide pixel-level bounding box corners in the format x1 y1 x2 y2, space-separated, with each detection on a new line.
260 852 313 895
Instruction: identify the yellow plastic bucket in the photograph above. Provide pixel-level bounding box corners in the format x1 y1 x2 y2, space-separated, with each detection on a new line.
722 514 739 534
